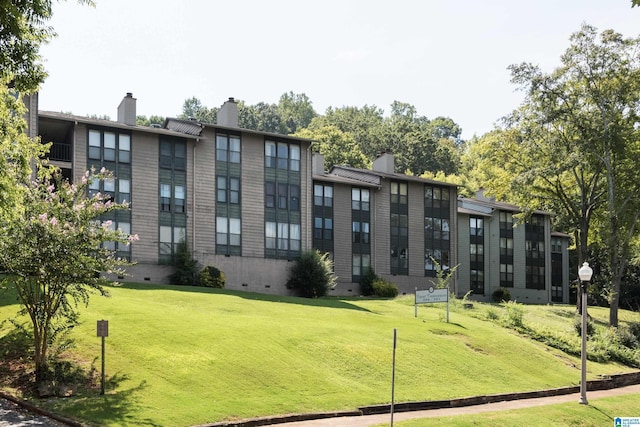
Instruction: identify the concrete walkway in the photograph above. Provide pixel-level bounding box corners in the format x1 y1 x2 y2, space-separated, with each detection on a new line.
0 397 67 427
274 384 640 427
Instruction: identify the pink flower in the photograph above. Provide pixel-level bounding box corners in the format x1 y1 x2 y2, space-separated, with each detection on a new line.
81 176 87 185
101 220 113 229
128 234 140 242
50 217 58 226
47 184 55 193
38 213 48 222
100 167 106 174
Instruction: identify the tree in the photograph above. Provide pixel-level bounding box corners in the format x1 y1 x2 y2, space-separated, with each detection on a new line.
492 24 640 326
136 115 165 127
277 91 317 134
0 167 138 383
295 124 370 170
286 250 336 298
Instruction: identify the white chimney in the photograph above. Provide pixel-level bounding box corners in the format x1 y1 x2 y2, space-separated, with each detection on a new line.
217 97 238 127
373 150 394 174
117 92 137 126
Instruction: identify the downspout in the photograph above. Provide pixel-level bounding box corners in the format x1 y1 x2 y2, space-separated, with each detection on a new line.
192 139 198 256
306 141 316 251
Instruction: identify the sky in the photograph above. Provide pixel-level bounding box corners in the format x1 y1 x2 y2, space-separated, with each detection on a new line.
38 0 640 140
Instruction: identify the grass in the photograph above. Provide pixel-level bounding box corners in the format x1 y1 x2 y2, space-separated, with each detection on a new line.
0 282 639 426
381 393 640 426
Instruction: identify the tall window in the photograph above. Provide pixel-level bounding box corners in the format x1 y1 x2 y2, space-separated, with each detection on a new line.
425 185 450 276
159 137 187 264
469 216 484 295
88 128 132 261
391 181 408 275
216 132 242 255
526 214 546 290
551 237 563 302
313 183 333 256
264 140 301 259
499 210 514 287
351 186 371 281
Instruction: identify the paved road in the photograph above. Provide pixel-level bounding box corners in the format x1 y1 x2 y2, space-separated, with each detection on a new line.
275 384 640 427
0 397 66 427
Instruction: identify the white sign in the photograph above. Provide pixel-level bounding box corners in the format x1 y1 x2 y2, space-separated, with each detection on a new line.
615 417 640 427
416 287 449 304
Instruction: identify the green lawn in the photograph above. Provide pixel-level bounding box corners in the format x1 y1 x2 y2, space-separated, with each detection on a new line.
0 283 638 426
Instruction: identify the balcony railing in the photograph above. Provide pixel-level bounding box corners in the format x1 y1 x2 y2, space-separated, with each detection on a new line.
47 142 72 162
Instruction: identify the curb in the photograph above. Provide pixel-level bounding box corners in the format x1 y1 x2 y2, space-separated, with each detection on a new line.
0 389 85 427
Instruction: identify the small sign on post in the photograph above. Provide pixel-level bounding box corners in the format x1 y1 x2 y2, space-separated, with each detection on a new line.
415 286 450 322
97 320 108 395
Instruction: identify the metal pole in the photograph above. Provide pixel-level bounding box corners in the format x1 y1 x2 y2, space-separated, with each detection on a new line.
579 281 588 405
101 336 106 395
391 328 397 427
414 287 417 318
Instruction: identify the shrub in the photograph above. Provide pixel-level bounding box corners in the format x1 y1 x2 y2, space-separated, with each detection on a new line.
360 268 378 296
198 266 225 288
286 250 336 298
169 239 198 286
492 287 511 303
486 308 499 321
372 278 398 298
573 314 595 337
502 301 524 329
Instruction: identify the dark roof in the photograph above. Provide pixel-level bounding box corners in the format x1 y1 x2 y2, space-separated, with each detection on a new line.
329 165 458 188
312 172 381 188
39 111 201 139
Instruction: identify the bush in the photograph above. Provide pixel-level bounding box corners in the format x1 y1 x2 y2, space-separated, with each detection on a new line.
502 301 524 329
360 268 378 296
198 266 225 288
573 314 595 337
169 240 198 286
492 287 511 303
286 250 336 298
372 278 398 298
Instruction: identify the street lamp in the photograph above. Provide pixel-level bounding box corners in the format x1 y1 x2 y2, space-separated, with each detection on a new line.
578 261 593 405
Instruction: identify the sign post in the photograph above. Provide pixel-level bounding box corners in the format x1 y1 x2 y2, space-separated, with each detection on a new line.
390 328 397 427
415 287 449 322
97 320 109 395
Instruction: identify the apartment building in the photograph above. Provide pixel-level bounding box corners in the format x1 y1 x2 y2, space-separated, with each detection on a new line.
456 191 571 303
29 93 570 303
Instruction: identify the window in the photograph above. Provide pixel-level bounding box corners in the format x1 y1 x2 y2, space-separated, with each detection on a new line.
470 217 483 236
266 182 298 210
352 221 370 244
265 222 300 256
500 238 514 257
352 254 371 278
217 217 241 250
391 181 408 205
425 184 451 277
425 248 450 271
216 134 241 163
526 214 545 290
352 188 370 211
315 184 333 207
88 128 131 164
265 140 301 171
500 263 514 287
159 184 172 210
425 185 450 208
470 243 484 264
158 137 188 263
265 182 276 208
217 177 240 204
313 183 334 255
118 179 130 204
499 211 513 231
160 226 185 263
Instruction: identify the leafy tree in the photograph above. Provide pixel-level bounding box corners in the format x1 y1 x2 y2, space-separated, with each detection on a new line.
277 91 317 134
295 124 370 170
0 167 137 383
136 115 165 127
487 24 640 326
286 250 336 298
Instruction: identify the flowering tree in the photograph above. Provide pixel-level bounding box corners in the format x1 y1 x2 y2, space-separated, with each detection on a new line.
0 166 138 383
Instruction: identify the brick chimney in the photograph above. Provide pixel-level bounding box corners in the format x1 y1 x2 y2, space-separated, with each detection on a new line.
117 92 137 126
217 97 238 127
